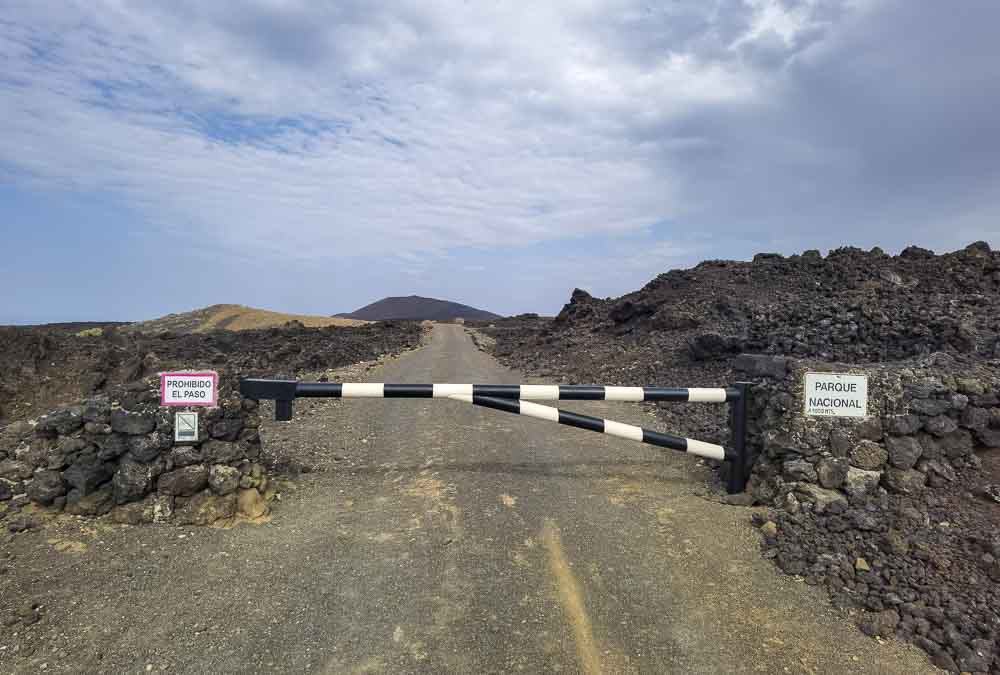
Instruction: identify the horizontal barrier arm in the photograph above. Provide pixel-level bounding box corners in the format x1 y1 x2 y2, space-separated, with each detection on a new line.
239 379 739 403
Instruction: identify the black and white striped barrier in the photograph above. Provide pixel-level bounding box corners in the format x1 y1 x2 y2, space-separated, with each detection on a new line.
261 382 735 402
239 379 752 493
447 394 728 460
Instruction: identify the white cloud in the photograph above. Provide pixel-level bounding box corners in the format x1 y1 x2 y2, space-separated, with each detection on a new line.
1 0 998 281
0 1 770 261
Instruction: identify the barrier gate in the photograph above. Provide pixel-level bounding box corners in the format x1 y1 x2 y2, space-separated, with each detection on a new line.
239 379 753 493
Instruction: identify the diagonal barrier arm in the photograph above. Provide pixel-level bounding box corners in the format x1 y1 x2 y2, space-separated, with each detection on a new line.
447 393 732 461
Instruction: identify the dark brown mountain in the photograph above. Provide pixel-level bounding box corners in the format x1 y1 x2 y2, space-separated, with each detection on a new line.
336 295 501 321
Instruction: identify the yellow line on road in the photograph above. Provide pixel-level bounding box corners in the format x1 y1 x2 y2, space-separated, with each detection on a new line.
542 518 603 675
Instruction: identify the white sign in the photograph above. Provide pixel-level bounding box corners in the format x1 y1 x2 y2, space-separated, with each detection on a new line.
174 412 199 443
160 371 218 407
804 372 868 417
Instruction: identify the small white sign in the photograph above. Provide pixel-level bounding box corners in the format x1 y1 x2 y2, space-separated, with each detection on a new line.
804 372 868 417
160 371 218 407
174 411 199 443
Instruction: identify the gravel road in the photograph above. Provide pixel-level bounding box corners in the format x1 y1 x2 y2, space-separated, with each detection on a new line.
1 324 936 673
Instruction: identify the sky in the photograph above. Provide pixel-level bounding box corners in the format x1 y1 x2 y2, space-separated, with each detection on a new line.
1 0 998 324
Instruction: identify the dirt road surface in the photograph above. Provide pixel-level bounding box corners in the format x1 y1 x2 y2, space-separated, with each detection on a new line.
1 325 936 673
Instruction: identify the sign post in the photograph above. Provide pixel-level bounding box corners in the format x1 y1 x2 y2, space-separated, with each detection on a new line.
803 372 868 417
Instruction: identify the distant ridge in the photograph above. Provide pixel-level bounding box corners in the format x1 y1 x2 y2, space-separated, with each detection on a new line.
337 295 501 321
128 304 366 333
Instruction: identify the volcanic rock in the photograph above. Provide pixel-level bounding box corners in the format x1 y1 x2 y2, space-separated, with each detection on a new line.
201 440 242 464
859 609 899 638
110 410 156 435
175 491 235 526
885 436 923 470
157 464 209 497
26 470 65 506
113 456 161 504
35 407 84 435
64 487 114 516
849 441 887 470
924 415 958 437
0 459 32 481
882 468 926 495
783 459 817 483
208 465 240 496
64 454 114 495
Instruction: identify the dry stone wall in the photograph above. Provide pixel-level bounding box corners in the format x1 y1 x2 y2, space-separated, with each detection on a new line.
736 353 1000 673
736 353 998 509
0 374 271 529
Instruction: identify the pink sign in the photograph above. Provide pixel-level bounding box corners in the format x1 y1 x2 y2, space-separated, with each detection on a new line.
160 371 219 407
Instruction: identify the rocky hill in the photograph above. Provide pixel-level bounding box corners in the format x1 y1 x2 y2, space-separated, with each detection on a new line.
561 242 998 361
479 242 1000 388
337 295 500 321
127 304 366 333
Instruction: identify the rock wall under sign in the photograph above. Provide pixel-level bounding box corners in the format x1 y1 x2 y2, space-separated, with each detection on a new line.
0 374 272 529
736 353 998 508
735 352 1000 673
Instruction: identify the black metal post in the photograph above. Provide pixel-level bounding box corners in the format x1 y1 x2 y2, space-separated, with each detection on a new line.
275 399 294 422
240 379 298 421
727 382 751 494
